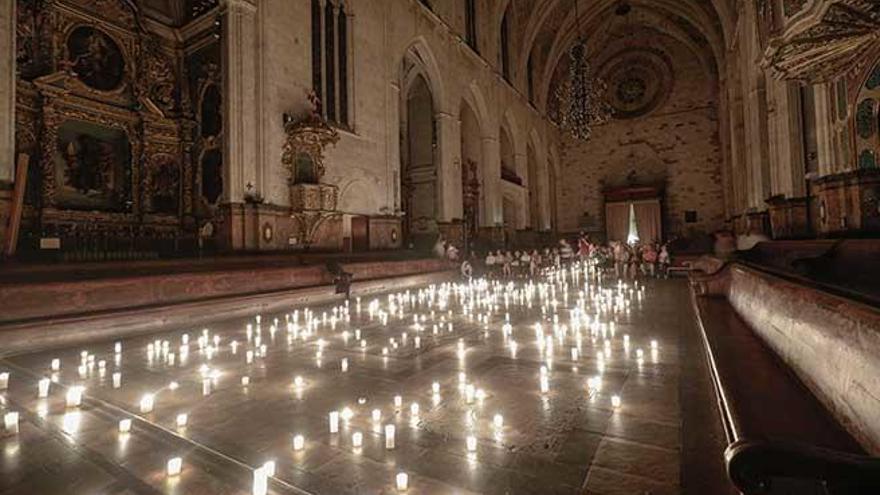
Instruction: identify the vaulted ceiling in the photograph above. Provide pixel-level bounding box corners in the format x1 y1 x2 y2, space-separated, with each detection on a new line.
508 0 733 112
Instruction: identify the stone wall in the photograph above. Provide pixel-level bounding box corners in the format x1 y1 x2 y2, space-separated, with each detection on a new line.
557 31 725 240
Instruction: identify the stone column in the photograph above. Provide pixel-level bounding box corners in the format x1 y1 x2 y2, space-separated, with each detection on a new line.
0 0 15 251
387 82 401 214
481 135 501 227
435 111 459 222
813 83 835 177
221 0 259 204
514 149 527 229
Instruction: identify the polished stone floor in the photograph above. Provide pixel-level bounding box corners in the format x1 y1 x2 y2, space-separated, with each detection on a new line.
0 266 728 495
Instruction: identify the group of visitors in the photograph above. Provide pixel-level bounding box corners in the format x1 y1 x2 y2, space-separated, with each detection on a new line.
450 233 672 281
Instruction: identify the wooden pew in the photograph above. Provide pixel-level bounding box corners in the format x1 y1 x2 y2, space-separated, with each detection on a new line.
691 262 880 494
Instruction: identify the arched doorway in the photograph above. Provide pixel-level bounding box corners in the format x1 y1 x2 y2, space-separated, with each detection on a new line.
401 74 438 247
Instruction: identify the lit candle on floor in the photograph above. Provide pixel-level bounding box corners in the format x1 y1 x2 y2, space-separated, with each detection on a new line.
493 413 504 429
51 359 61 371
253 467 268 495
140 394 154 413
118 418 132 433
166 457 182 477
466 435 477 452
262 460 276 477
329 411 339 433
4 412 19 434
176 413 188 428
0 372 9 390
66 386 84 408
385 424 395 449
38 378 50 398
341 358 349 372
394 395 403 409
352 431 363 448
293 434 305 451
611 395 621 408
396 472 409 491
372 409 381 422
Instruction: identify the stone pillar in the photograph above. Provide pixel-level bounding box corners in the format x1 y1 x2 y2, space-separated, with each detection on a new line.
514 149 527 229
814 83 836 177
0 0 15 250
387 82 401 214
436 111 459 222
770 80 806 197
221 0 259 205
481 135 501 227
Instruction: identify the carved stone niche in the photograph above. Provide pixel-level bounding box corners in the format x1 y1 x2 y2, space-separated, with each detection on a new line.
281 106 340 210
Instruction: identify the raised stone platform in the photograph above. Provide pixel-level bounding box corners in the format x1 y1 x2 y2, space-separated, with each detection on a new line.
0 253 455 356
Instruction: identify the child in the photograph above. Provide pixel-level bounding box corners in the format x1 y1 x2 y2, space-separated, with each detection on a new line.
658 244 671 278
485 251 496 278
642 242 658 277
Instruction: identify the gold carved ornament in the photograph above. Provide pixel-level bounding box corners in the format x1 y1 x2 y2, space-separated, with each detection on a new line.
281 94 340 185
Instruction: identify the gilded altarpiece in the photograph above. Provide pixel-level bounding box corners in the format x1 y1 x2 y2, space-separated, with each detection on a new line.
14 0 207 257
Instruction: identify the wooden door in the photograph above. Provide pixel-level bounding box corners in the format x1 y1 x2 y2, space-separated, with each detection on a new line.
351 216 370 251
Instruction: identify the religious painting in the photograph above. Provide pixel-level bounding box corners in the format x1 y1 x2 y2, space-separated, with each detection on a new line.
66 26 125 91
147 154 180 215
54 120 131 211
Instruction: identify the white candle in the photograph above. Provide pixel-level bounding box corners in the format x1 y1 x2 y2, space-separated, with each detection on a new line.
611 395 621 408
465 384 475 403
114 342 122 353
466 435 477 452
4 412 19 434
352 431 363 448
384 424 395 449
329 411 339 433
241 376 250 386
253 467 268 495
66 386 84 408
0 372 8 390
166 457 182 476
38 378 50 398
294 376 304 388
396 472 409 491
140 394 154 413
394 395 403 409
410 402 419 416
51 358 61 371
176 413 188 428
341 358 349 373
493 414 504 429
118 418 132 433
262 460 276 477
372 409 381 422
431 382 440 394
293 434 305 451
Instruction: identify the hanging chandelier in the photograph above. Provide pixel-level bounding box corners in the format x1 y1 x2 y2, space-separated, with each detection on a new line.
555 0 612 141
